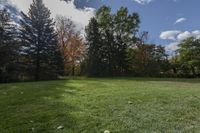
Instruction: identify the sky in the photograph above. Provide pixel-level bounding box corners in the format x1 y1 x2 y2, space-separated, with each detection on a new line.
1 0 200 53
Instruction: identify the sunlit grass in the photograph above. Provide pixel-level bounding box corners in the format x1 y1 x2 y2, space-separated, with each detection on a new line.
0 78 200 132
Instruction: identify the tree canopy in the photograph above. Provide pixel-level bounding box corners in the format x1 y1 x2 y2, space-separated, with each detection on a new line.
19 0 63 80
1 2 200 82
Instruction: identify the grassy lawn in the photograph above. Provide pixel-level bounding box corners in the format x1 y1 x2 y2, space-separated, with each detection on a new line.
0 78 200 133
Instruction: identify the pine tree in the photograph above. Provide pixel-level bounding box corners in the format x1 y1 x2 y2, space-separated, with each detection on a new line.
0 9 19 82
85 17 103 76
20 0 63 80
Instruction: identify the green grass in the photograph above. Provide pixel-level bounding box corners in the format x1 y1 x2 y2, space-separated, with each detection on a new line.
0 78 200 133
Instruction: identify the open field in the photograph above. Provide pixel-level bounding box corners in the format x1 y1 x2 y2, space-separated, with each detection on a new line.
0 78 200 133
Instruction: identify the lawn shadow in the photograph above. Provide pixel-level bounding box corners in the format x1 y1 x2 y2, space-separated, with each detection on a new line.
0 80 80 133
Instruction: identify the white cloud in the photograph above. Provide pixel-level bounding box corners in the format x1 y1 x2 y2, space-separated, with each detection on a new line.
8 0 95 34
160 30 200 52
192 30 200 39
177 31 191 41
174 17 186 24
160 30 181 40
165 42 179 52
132 0 178 4
9 0 32 12
160 30 200 42
133 0 154 4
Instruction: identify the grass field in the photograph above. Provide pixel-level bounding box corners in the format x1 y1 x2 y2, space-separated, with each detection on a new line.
0 78 200 133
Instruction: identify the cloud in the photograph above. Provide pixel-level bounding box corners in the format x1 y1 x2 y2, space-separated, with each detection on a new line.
192 30 200 39
174 17 186 24
160 30 200 51
177 31 191 41
132 0 178 4
160 30 181 40
165 42 179 52
160 30 200 42
133 0 154 4
8 0 95 34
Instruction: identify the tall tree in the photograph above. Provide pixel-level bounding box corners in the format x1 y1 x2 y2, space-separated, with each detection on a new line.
113 7 140 75
0 9 19 82
95 6 115 75
89 6 140 76
20 0 63 80
85 17 103 76
65 34 85 76
56 16 85 76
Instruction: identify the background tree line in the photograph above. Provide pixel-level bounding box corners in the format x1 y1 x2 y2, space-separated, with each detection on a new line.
85 6 170 77
0 0 200 82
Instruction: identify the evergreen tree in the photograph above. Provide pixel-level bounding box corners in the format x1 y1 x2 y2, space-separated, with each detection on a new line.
0 9 19 82
20 0 63 80
85 17 103 76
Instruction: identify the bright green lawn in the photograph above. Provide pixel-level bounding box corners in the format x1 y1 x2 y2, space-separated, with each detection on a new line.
0 78 200 133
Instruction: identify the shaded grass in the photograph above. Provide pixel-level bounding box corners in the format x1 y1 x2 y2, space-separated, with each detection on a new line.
0 78 200 132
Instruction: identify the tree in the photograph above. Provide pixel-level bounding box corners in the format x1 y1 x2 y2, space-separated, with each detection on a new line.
127 32 169 76
20 0 63 80
95 6 115 75
85 17 103 76
65 34 85 76
128 44 168 76
177 37 200 77
113 7 140 75
0 9 19 82
168 53 181 76
56 16 85 76
87 6 140 76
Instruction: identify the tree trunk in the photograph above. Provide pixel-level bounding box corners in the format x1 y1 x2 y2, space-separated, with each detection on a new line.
35 59 40 81
71 60 75 76
35 47 40 81
173 67 177 74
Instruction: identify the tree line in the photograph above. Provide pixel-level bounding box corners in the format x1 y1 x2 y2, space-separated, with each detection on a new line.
0 0 200 82
85 6 169 77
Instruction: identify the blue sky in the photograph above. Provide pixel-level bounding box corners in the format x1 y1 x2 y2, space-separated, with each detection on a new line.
3 0 200 52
